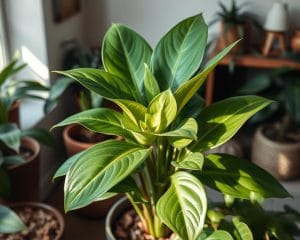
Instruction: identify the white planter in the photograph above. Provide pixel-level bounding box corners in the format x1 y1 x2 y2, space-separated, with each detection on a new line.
264 2 289 32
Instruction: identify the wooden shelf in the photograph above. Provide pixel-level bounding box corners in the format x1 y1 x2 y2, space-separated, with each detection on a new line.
205 53 300 104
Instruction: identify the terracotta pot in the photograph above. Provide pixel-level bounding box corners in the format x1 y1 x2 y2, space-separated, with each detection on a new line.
291 30 300 53
252 126 300 180
105 197 131 240
63 124 121 218
8 202 64 240
63 124 108 157
8 101 20 127
7 137 40 202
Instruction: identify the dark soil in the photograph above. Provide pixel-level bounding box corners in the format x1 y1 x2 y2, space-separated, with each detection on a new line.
263 125 300 143
72 127 108 143
114 209 174 240
19 146 34 160
0 206 61 240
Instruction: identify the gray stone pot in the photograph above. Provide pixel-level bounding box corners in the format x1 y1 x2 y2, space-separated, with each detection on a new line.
105 197 131 240
252 126 300 180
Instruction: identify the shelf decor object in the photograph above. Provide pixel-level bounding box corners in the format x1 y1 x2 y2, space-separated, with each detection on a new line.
262 2 289 56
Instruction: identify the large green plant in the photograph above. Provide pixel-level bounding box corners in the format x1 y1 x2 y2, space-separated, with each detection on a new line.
53 14 289 239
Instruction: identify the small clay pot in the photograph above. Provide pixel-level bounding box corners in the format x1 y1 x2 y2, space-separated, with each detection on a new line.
252 126 300 180
290 30 300 53
63 124 108 157
8 202 65 240
7 137 40 202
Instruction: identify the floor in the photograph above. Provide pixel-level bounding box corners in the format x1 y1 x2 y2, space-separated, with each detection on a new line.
46 183 106 240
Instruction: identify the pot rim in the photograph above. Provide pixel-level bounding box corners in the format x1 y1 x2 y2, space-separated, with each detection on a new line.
8 202 65 240
7 137 40 170
256 126 300 149
105 196 129 240
63 124 97 148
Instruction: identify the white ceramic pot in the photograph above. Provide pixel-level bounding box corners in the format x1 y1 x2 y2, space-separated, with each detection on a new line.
264 2 289 32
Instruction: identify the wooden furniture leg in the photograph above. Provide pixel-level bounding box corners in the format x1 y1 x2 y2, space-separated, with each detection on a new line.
205 70 215 105
263 32 275 56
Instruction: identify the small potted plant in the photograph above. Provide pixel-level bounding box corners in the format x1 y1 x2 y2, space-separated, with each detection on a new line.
210 0 261 54
239 69 300 180
53 14 289 239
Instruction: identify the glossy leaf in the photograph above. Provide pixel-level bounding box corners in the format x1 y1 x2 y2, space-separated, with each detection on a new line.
53 150 86 180
198 229 233 240
102 23 152 102
232 217 253 240
157 171 207 240
174 42 238 113
54 68 138 101
196 154 290 199
0 123 21 152
174 41 238 114
172 151 204 171
64 140 151 211
52 108 131 139
151 14 208 91
192 96 272 152
144 64 160 103
146 89 177 132
0 205 26 234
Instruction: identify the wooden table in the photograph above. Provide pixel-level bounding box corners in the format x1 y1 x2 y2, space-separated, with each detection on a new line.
205 53 300 104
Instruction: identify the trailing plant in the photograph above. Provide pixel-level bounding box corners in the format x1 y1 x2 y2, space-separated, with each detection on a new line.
53 14 289 240
238 68 300 142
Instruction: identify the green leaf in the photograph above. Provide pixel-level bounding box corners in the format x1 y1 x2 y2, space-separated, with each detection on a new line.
0 205 26 234
191 96 272 152
198 229 233 240
146 89 177 132
64 140 151 211
151 14 208 91
0 123 21 152
2 155 25 166
0 57 26 87
102 23 152 103
44 77 74 113
53 150 86 180
52 108 131 139
232 217 253 240
238 75 271 94
144 64 160 103
196 154 290 199
0 168 10 198
157 171 207 240
174 41 238 114
54 68 138 101
111 99 147 126
21 128 54 147
172 150 204 171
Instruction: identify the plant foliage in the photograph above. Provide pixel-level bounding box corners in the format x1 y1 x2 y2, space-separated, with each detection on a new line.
53 14 289 240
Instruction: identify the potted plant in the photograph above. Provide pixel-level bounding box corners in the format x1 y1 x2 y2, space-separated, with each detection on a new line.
53 14 289 239
0 53 49 126
210 0 261 54
207 198 300 239
239 68 300 180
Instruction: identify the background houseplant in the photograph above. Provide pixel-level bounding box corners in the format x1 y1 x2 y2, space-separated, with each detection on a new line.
211 0 261 54
239 69 300 180
53 14 289 239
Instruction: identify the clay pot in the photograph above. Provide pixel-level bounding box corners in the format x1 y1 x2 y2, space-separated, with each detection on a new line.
252 126 300 180
105 197 131 240
63 124 108 157
291 30 300 53
63 124 121 218
8 101 20 127
8 202 64 240
7 137 40 202
218 21 249 54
